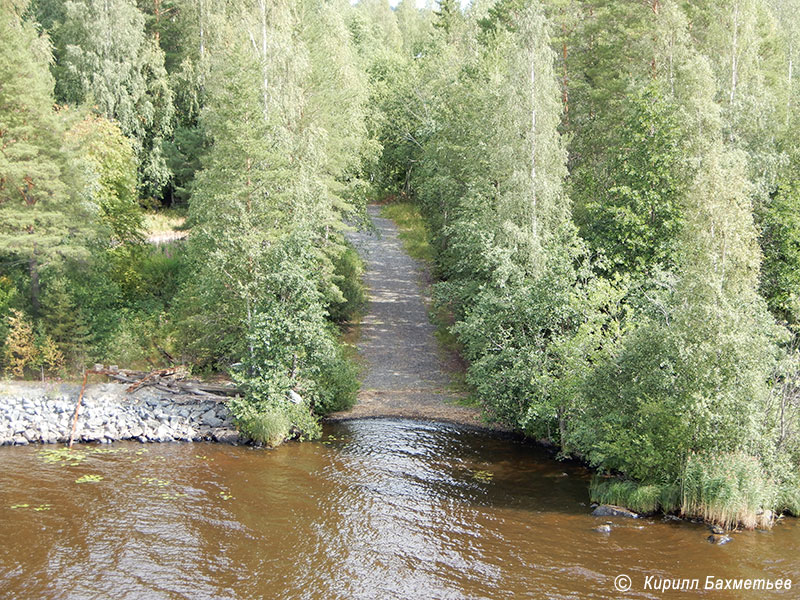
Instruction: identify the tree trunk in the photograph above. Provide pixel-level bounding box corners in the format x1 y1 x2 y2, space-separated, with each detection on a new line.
198 0 205 61
258 0 269 121
561 35 569 123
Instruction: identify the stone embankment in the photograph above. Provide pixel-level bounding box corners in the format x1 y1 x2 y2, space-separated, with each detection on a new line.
0 381 242 446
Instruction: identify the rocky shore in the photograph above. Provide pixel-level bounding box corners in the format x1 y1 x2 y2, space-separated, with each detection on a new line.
0 381 242 446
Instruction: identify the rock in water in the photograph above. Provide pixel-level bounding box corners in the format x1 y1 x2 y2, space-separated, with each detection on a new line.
591 504 639 519
707 534 733 545
594 524 612 533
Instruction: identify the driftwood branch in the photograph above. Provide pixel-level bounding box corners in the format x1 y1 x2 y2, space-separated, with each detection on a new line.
66 366 240 448
68 369 91 449
95 365 241 398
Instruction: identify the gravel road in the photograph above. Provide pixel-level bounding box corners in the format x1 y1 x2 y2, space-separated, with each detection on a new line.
327 205 486 427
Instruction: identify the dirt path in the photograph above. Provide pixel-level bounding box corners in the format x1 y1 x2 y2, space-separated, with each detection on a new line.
327 205 486 427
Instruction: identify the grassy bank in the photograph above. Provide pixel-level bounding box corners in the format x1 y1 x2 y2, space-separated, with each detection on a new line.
591 451 800 530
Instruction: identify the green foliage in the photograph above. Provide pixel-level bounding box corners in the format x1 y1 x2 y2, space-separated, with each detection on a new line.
230 402 293 448
0 0 92 309
682 452 776 530
40 276 91 367
42 0 175 196
65 114 144 245
0 276 19 352
590 478 681 515
580 85 687 276
381 203 434 264
759 180 800 327
1 0 798 517
328 246 366 323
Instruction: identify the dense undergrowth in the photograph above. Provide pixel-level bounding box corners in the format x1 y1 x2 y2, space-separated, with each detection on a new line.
3 0 800 527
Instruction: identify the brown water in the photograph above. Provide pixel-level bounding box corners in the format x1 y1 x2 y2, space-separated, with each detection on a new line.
0 419 798 600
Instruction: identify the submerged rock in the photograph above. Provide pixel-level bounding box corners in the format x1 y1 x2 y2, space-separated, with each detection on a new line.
591 504 639 519
594 524 612 533
707 534 733 545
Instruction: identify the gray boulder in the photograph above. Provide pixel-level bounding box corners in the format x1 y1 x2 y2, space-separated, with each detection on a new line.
591 504 639 519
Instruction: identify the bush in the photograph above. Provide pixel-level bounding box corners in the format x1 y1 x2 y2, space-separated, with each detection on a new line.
329 246 366 323
776 482 800 516
0 275 18 351
3 309 38 377
313 346 360 415
2 309 64 378
231 402 292 448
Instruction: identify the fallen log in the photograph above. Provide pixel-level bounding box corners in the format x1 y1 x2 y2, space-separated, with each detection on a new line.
92 365 241 398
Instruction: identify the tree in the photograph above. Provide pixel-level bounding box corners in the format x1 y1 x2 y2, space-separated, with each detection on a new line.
578 145 782 485
582 85 687 276
47 0 175 198
0 0 90 313
40 276 92 366
65 114 143 245
2 310 38 377
758 181 800 328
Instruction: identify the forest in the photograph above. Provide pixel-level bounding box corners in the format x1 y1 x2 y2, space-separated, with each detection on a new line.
2 0 800 527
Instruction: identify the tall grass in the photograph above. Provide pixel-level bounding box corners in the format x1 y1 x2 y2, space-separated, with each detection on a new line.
681 452 776 530
380 203 435 264
776 482 800 516
592 452 780 529
590 478 681 515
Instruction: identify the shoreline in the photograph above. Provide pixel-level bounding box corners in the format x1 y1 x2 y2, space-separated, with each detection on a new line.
0 381 242 446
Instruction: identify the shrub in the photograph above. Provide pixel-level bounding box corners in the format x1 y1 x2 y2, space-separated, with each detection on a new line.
313 347 360 415
776 482 800 516
329 246 366 323
3 309 38 377
228 394 321 447
232 402 292 448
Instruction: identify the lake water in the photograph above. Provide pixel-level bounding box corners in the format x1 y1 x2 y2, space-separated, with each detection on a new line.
1 418 797 599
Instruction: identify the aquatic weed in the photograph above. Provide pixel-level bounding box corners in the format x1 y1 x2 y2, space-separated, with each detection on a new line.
472 470 494 482
39 447 86 466
139 477 171 487
75 474 104 484
160 492 187 500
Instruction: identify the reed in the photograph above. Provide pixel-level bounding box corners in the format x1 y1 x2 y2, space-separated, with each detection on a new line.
681 452 776 530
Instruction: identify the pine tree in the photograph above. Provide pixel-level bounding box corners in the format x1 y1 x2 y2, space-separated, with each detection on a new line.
0 1 90 313
40 276 92 366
